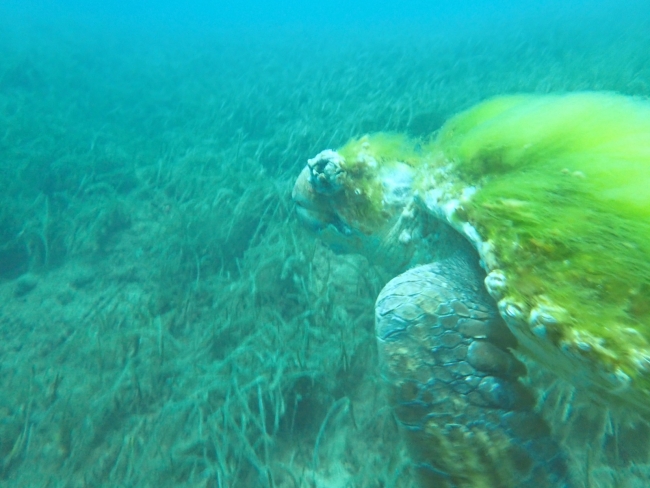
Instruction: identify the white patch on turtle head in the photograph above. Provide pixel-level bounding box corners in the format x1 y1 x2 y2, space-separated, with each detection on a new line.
356 152 378 169
380 162 414 208
306 149 346 195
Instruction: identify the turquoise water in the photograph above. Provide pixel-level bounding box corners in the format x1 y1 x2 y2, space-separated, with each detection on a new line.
0 1 649 486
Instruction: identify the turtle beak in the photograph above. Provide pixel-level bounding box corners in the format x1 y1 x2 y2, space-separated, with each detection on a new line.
292 166 337 231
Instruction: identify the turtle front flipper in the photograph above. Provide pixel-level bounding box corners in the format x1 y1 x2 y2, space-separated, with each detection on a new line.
376 261 574 488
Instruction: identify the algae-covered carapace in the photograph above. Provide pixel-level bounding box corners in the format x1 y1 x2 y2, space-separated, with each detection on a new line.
433 93 650 402
293 91 650 487
297 92 650 409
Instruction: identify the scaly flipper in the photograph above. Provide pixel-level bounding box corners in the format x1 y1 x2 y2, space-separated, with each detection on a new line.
376 260 573 488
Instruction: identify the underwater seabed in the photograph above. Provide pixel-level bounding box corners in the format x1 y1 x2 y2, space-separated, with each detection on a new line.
0 160 417 486
2 170 650 487
1 161 650 488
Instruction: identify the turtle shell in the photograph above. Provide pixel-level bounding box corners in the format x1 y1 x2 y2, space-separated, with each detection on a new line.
428 92 650 410
314 92 650 410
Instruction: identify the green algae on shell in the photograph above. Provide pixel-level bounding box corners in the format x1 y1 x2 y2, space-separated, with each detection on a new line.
328 92 650 407
433 92 650 404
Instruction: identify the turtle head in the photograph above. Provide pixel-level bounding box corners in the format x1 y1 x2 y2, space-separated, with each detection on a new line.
292 134 424 270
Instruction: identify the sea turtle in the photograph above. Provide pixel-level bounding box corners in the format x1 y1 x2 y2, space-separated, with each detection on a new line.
292 92 650 487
